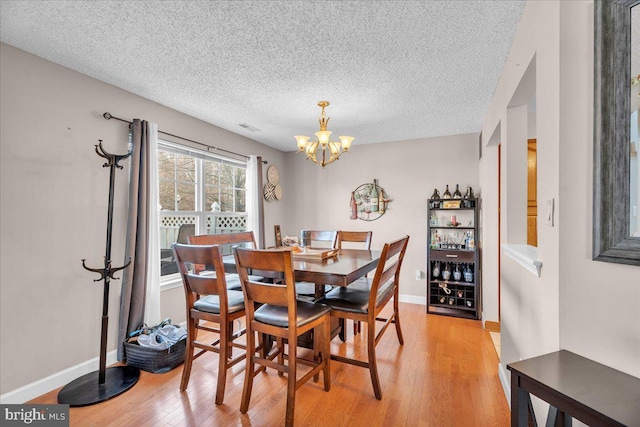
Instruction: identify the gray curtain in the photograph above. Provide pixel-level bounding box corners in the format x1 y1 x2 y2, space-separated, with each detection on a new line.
117 119 153 361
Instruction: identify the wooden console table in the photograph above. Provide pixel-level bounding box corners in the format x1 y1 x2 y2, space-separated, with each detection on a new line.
507 350 640 427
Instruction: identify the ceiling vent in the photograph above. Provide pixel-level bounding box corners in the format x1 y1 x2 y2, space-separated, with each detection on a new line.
238 123 260 132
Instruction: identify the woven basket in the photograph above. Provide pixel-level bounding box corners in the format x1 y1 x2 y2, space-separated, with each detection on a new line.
124 336 186 374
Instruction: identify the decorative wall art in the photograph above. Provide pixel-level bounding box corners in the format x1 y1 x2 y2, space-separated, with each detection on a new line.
264 165 283 201
350 178 391 221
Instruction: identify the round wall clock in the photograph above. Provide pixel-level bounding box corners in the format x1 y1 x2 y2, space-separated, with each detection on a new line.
267 165 280 185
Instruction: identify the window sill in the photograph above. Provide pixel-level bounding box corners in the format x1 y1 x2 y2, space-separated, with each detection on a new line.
160 276 183 292
501 244 542 277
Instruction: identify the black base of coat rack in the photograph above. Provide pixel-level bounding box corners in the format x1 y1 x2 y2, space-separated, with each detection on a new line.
57 366 139 407
58 140 139 406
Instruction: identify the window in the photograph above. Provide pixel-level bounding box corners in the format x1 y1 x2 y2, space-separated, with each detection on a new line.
158 141 247 277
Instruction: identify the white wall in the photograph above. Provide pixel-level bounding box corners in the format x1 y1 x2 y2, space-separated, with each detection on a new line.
557 1 640 374
479 0 640 421
481 1 562 385
282 133 480 300
0 43 286 396
479 140 499 325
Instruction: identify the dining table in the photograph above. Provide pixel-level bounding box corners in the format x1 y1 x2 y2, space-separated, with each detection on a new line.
290 248 382 299
222 248 381 291
222 248 382 344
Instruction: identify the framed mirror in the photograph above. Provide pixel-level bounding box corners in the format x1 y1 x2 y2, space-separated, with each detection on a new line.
593 0 640 265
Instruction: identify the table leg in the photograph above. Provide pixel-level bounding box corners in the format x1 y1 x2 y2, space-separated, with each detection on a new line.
546 406 572 427
511 372 532 427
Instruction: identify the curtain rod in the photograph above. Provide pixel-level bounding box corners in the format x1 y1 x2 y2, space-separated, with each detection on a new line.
103 112 267 164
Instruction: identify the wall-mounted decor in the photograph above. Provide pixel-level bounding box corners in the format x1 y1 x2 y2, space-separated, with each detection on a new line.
264 165 282 201
350 178 390 221
592 0 640 266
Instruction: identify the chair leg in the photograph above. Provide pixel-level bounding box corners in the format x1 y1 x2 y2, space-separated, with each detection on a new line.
354 320 361 336
240 330 256 414
215 321 229 405
180 317 196 391
338 318 346 342
227 321 234 359
393 296 404 345
322 318 331 391
367 320 382 400
277 337 285 377
285 340 297 427
313 325 320 383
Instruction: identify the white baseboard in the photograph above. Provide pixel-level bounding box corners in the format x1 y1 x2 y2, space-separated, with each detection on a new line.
0 350 118 404
399 294 426 305
498 361 511 405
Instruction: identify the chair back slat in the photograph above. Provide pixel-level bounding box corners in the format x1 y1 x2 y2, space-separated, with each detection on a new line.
173 243 228 298
183 274 222 296
234 248 296 308
337 231 372 250
244 281 289 307
369 236 410 304
300 230 338 248
186 232 257 273
188 231 257 248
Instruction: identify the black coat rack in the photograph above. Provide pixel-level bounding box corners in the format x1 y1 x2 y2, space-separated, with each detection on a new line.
58 140 139 406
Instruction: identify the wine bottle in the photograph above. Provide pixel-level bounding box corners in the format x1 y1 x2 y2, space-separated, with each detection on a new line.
443 185 452 199
463 264 473 283
442 262 451 281
370 179 379 212
453 184 462 198
464 186 474 199
453 264 462 281
350 192 357 220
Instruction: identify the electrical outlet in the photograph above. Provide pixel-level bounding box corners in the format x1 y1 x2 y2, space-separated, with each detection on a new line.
415 269 422 280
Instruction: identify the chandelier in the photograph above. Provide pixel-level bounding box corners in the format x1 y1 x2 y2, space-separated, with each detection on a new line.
295 101 354 168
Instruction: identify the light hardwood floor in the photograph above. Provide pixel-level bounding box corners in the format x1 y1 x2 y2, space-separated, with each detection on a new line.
29 303 509 426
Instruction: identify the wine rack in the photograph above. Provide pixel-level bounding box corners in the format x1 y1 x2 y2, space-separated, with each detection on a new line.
426 197 481 320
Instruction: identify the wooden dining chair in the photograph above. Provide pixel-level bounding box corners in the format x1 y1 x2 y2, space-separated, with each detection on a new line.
317 235 409 400
296 230 338 298
234 247 331 427
337 230 373 335
173 243 249 405
188 231 263 289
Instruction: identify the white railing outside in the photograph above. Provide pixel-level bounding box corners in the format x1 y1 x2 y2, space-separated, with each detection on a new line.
159 211 247 249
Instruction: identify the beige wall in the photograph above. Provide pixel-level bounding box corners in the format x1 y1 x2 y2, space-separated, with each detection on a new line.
282 134 480 300
479 0 640 421
0 43 286 395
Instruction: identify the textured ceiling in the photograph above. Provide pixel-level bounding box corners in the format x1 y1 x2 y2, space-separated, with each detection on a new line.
0 1 525 152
